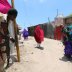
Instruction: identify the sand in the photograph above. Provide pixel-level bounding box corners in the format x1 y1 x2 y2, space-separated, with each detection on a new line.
3 36 72 72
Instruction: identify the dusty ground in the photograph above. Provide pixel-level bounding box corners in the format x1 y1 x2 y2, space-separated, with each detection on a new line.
4 36 72 72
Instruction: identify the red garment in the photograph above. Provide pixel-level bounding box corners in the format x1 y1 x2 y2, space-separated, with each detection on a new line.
0 21 8 44
1 21 8 35
54 25 63 40
34 26 44 43
0 35 2 43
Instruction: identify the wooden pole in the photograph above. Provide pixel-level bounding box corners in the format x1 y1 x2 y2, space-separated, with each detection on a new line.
11 0 14 8
11 0 20 62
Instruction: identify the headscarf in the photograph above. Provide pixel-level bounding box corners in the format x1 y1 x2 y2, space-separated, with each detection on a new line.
7 8 18 18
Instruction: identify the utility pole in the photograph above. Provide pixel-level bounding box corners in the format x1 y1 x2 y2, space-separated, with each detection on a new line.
56 9 59 17
48 17 50 24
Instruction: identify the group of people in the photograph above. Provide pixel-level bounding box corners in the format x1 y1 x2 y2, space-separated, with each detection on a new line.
1 9 72 72
34 24 72 59
0 8 44 69
22 25 44 49
22 25 44 48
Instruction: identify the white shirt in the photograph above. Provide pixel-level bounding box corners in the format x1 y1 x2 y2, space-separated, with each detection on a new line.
8 20 15 54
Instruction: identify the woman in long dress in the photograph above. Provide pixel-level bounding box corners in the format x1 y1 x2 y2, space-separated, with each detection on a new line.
22 29 29 40
62 26 72 59
34 25 44 49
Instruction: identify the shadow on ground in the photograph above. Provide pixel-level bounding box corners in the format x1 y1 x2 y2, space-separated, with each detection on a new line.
59 55 72 62
5 55 17 69
35 46 44 50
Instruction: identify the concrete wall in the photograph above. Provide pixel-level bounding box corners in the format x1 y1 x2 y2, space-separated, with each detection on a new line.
28 23 55 39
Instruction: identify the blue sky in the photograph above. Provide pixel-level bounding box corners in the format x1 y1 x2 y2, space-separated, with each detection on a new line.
8 0 72 29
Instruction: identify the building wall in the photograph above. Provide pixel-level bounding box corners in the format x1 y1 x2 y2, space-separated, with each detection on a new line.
54 17 64 26
64 17 72 26
28 23 54 39
28 15 64 39
28 26 36 36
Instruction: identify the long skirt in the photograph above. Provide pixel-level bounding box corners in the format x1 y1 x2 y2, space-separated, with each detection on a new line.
64 41 72 55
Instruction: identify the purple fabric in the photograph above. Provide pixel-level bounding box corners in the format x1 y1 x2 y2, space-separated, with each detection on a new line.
22 29 29 38
0 0 11 14
64 41 72 55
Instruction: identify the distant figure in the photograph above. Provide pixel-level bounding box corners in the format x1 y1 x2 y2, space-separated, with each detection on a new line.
54 25 64 40
22 29 29 40
34 25 44 49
